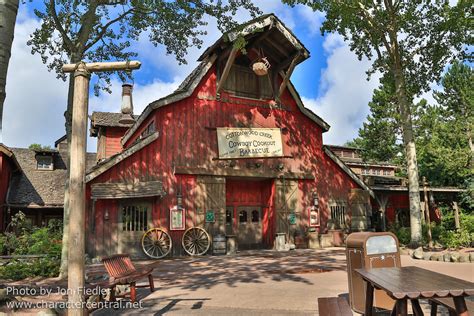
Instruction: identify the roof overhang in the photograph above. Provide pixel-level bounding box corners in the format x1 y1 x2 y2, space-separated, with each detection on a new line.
371 186 465 193
91 181 166 200
86 132 159 183
0 144 21 171
323 146 374 198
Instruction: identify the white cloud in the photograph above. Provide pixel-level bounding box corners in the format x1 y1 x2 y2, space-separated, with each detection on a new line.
303 33 380 145
3 14 68 149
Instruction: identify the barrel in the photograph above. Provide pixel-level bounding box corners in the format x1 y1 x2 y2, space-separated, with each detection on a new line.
212 235 226 255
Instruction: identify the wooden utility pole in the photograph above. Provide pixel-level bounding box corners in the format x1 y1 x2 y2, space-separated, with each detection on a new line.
62 60 140 316
453 201 461 230
422 177 433 249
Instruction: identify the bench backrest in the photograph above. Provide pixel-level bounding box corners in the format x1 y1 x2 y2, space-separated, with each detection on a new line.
101 254 136 278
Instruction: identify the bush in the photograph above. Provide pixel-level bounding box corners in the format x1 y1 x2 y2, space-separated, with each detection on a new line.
388 223 411 245
0 214 62 280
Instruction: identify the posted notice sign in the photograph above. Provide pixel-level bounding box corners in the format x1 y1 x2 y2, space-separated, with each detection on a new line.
217 128 284 159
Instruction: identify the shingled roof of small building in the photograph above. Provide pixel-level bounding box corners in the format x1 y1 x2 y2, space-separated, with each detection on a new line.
7 148 97 208
90 112 139 128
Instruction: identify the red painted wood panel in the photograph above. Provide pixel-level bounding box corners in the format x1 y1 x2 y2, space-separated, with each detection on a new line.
88 64 364 255
0 154 13 230
104 127 127 158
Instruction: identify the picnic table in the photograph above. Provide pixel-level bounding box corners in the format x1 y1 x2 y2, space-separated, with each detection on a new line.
356 266 474 316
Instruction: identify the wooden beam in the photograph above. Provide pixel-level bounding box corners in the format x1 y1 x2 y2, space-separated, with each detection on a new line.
277 52 301 100
62 60 141 73
68 62 90 316
278 51 301 71
216 46 238 96
174 166 314 180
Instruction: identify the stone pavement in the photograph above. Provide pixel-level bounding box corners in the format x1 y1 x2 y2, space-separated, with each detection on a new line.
89 248 473 315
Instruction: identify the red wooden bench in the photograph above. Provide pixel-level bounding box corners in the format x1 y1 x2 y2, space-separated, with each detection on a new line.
318 297 353 316
101 254 155 302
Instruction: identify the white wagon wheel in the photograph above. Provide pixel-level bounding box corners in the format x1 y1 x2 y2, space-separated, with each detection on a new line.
182 227 211 256
141 228 172 259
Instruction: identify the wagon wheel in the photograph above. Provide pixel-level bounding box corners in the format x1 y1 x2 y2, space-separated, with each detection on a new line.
141 228 172 259
182 227 210 256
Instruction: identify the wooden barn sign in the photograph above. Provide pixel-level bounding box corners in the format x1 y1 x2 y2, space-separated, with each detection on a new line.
217 128 283 159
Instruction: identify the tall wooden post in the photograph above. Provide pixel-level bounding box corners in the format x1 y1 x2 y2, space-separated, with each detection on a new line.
67 62 89 316
422 177 433 248
453 201 461 230
62 60 141 315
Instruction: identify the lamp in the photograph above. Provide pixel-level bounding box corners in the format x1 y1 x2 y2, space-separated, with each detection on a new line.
119 83 136 125
312 191 319 207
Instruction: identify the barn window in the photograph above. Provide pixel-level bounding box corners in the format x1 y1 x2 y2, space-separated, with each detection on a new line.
141 121 156 139
329 202 347 229
251 210 260 223
122 205 148 231
222 55 273 100
36 156 54 170
239 210 248 224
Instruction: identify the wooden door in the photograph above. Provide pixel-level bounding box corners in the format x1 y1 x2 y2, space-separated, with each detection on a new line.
118 203 152 258
225 206 234 235
237 206 262 249
195 176 226 236
274 179 301 242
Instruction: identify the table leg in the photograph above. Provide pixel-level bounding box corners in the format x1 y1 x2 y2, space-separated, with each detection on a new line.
396 299 408 316
365 282 374 316
453 296 469 316
411 299 424 316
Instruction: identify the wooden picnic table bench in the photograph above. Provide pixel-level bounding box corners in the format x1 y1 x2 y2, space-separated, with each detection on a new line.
356 266 474 316
100 254 156 303
430 297 474 316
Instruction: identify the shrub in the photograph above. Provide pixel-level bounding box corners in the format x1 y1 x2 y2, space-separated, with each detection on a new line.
0 216 62 280
388 223 411 245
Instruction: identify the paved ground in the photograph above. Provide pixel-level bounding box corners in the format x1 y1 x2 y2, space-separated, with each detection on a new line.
89 248 472 315
2 248 473 315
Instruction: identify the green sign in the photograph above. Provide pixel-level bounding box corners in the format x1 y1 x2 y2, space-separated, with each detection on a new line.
288 213 297 225
205 210 215 223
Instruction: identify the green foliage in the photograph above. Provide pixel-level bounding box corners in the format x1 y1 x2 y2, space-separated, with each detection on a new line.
28 144 52 151
28 0 262 94
0 215 62 280
388 223 411 246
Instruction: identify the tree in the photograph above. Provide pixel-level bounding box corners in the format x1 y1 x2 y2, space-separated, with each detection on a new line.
283 0 470 245
0 0 19 142
433 61 473 168
349 78 402 164
28 143 52 150
28 0 261 277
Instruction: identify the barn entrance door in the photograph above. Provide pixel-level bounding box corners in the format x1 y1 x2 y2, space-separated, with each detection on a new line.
237 206 263 249
118 203 152 258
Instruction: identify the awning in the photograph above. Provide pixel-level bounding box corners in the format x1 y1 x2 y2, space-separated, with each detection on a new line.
91 181 166 200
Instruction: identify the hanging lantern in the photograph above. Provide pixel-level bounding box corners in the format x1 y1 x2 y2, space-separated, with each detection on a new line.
252 57 271 76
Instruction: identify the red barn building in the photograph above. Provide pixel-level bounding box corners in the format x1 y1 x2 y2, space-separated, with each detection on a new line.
85 14 374 258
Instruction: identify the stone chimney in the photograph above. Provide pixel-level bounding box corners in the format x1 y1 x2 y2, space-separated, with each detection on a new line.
118 83 135 125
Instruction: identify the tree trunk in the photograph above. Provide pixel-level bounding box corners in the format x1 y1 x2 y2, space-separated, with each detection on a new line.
0 0 19 142
59 55 80 279
392 58 422 245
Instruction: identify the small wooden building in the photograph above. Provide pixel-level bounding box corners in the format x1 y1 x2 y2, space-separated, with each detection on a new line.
85 14 374 257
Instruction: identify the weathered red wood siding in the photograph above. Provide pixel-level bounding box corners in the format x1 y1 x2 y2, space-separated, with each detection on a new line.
88 64 361 255
104 127 126 158
0 153 13 230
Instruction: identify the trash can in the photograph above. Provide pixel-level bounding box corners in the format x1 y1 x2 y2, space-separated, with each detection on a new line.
346 232 401 314
213 234 226 255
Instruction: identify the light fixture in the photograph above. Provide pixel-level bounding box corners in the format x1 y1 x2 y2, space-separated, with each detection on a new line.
312 191 319 207
119 83 136 125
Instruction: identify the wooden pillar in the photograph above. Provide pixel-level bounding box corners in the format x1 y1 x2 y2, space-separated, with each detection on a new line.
422 177 433 248
453 201 461 230
67 62 90 316
62 60 141 315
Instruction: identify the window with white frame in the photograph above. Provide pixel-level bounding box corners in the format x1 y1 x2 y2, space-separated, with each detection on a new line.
36 156 54 170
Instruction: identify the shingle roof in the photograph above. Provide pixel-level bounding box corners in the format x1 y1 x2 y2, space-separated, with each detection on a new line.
90 112 139 128
7 148 97 207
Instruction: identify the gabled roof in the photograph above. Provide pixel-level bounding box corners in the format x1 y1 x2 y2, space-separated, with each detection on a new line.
121 14 330 145
86 132 159 183
323 146 374 197
0 143 20 170
7 147 97 208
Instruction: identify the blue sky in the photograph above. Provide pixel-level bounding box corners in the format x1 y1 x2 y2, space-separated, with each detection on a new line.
3 1 383 151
